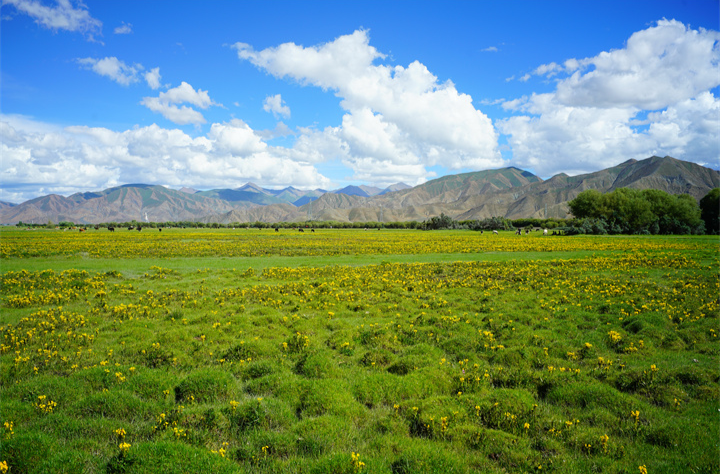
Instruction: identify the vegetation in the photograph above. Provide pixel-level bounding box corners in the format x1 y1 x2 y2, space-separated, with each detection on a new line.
699 188 719 235
1 228 718 473
567 188 705 235
422 213 459 230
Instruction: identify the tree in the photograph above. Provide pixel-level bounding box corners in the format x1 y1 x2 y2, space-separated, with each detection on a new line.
700 188 720 234
568 189 603 219
468 216 514 231
423 213 457 230
567 187 703 235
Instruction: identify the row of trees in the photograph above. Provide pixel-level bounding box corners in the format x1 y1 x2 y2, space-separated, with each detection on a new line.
566 188 718 235
423 214 562 231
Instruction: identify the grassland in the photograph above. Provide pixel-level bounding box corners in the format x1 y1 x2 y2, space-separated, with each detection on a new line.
1 228 718 473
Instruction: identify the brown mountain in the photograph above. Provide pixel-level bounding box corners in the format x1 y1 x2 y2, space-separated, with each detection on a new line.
2 156 717 225
456 156 720 220
0 184 239 225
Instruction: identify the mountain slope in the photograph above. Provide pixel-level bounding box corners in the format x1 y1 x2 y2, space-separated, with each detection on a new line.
367 167 542 209
2 156 717 225
456 156 719 220
195 188 283 206
0 185 239 224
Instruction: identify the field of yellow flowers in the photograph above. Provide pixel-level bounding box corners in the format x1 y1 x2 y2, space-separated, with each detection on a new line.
0 228 718 473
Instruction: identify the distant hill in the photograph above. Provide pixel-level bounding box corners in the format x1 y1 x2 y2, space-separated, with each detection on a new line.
332 185 373 197
292 196 318 206
1 156 717 225
194 184 324 207
379 183 411 195
195 188 283 206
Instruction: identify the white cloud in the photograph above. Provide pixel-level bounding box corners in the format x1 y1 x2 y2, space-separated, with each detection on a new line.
645 92 720 163
77 57 142 86
208 119 267 156
481 46 498 52
530 19 720 110
263 94 291 118
342 157 431 187
499 20 720 177
3 0 102 38
283 126 349 164
144 67 162 89
78 57 166 91
114 21 132 34
235 29 502 184
140 82 218 125
140 99 206 125
234 30 385 90
0 115 332 202
532 62 561 77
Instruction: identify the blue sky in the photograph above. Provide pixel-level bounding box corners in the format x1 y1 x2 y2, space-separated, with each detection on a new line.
2 0 718 203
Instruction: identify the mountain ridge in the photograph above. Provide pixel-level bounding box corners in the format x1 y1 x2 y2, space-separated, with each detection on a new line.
2 156 717 225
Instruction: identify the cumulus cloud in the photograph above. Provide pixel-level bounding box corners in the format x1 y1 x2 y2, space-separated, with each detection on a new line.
500 19 720 177
208 119 267 156
552 20 720 110
113 21 132 34
0 115 332 202
520 19 720 109
234 29 502 184
3 0 102 38
77 57 142 86
144 67 162 89
140 82 218 125
263 94 291 118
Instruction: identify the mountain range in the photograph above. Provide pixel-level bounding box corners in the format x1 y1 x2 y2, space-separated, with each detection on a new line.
2 156 717 225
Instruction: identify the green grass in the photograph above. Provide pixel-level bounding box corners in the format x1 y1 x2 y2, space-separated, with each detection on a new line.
0 229 718 473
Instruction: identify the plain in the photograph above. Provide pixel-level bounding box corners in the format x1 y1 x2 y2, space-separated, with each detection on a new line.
0 228 718 474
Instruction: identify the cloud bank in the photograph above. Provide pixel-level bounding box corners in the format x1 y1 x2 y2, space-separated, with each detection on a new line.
0 115 331 203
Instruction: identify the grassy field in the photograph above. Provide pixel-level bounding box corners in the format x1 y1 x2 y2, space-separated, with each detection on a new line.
1 228 718 473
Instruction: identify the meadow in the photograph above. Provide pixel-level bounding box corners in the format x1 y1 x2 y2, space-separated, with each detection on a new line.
0 227 718 474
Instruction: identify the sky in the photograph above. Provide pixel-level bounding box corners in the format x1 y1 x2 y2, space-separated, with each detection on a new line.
1 0 719 203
